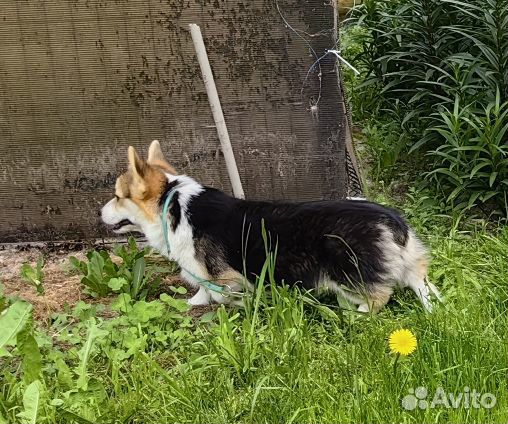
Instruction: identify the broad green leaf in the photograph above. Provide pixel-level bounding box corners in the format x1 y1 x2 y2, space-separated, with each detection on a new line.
76 321 108 391
466 191 482 209
169 286 188 295
88 251 105 280
489 172 498 187
129 301 164 323
427 168 463 184
54 356 73 389
107 277 128 291
69 256 87 275
481 191 499 202
160 293 191 312
20 264 36 282
17 323 42 384
0 301 32 351
57 408 95 424
111 293 132 312
469 161 491 179
123 332 148 356
159 293 172 303
16 380 43 424
72 301 97 320
131 257 146 298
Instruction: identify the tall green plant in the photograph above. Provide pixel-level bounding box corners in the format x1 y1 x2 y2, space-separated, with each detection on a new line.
346 0 508 215
426 92 508 213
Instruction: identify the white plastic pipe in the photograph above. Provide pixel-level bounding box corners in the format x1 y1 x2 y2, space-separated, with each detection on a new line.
189 23 245 199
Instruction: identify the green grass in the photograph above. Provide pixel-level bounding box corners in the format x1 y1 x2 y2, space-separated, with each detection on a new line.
1 198 507 424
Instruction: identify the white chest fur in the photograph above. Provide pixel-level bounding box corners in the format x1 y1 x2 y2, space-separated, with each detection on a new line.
145 174 209 283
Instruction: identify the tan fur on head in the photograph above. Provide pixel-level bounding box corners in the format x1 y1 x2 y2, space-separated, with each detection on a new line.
109 142 177 223
122 141 177 200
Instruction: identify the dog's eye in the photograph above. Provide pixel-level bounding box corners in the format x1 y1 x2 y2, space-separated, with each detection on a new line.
115 195 120 201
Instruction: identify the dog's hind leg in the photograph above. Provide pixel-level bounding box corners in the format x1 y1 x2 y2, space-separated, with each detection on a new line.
209 269 252 307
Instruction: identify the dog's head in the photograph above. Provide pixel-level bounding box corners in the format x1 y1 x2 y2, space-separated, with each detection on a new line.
101 140 177 234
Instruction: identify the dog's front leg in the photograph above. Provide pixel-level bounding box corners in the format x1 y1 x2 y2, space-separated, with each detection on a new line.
187 286 211 306
180 269 212 305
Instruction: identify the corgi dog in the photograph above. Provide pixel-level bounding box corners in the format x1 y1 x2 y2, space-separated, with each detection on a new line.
101 140 440 312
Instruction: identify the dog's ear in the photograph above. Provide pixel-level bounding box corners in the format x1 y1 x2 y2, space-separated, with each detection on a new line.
147 140 177 174
128 146 145 177
127 146 147 197
147 140 165 163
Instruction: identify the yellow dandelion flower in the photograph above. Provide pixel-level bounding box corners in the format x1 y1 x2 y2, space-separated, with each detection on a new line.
389 329 417 356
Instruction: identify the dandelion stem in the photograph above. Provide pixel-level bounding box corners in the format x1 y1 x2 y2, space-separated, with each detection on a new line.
393 353 401 375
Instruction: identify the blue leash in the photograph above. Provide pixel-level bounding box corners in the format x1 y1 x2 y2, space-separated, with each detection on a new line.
161 188 238 296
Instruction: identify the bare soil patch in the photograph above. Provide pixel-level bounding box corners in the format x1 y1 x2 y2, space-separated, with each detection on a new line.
1 248 88 321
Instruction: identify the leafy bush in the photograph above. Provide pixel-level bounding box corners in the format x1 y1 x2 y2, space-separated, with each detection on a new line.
346 0 508 215
70 237 174 300
426 92 508 211
70 250 115 297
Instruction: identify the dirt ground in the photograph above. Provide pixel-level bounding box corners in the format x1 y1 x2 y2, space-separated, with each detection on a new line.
0 248 88 321
0 246 212 322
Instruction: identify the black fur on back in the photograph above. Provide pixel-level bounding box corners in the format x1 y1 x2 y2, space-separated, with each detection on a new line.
183 188 409 290
159 180 181 232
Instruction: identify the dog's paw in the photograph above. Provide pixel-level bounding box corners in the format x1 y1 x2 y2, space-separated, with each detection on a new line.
357 303 370 313
187 297 210 306
187 288 211 306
